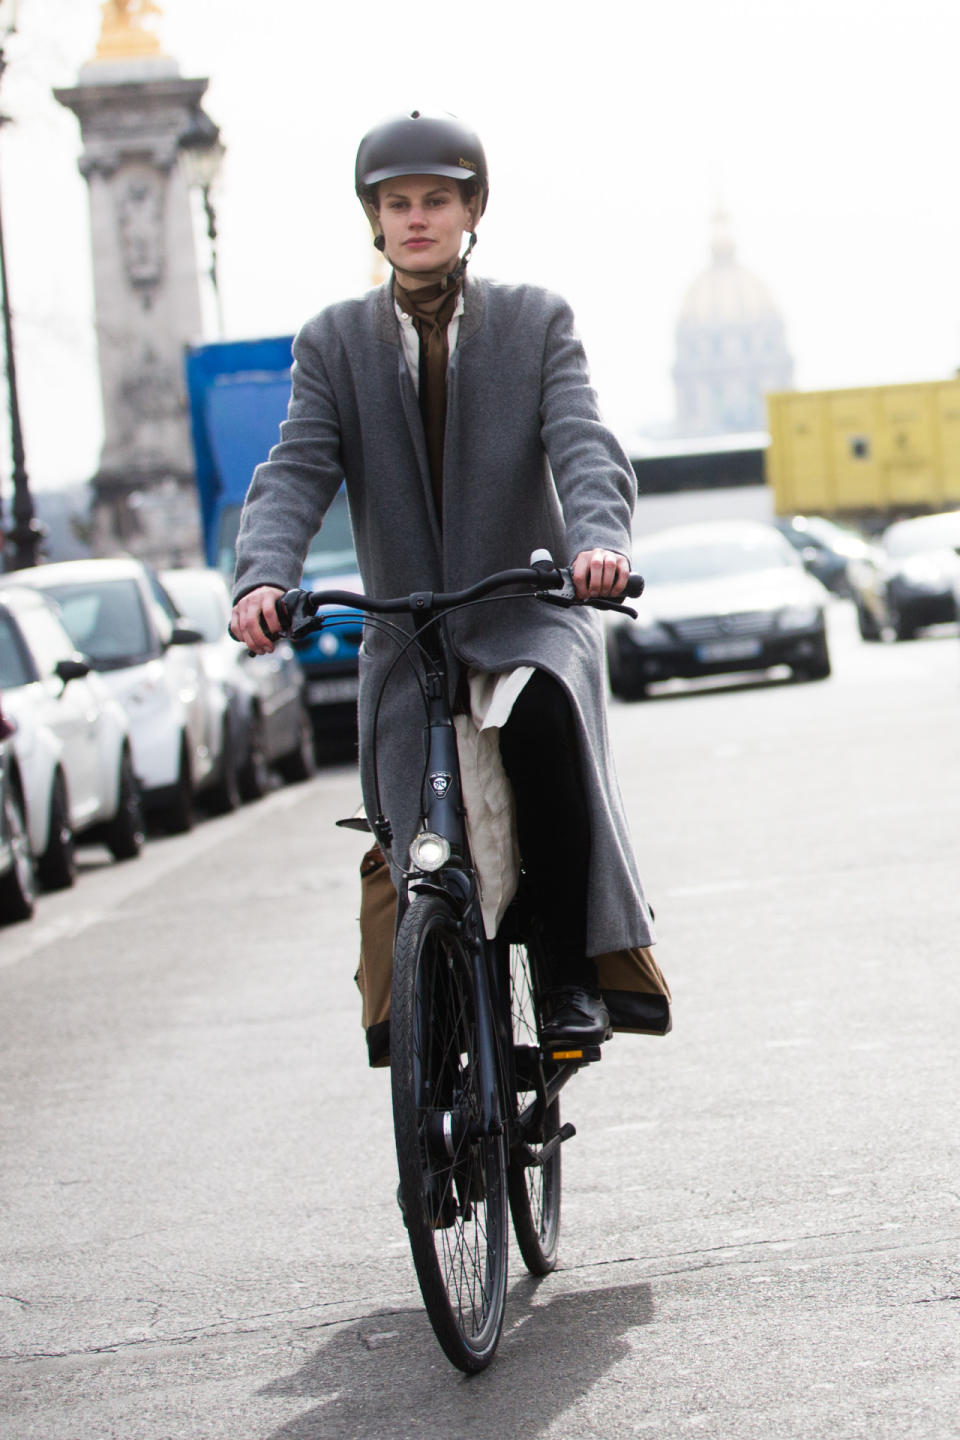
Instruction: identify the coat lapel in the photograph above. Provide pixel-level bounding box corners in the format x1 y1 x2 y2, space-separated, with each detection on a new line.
457 274 485 344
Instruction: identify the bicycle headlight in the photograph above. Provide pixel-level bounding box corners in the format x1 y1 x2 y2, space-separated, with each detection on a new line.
409 831 450 872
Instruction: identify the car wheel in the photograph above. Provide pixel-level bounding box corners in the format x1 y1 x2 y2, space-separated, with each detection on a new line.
238 708 271 801
161 739 195 835
0 785 36 923
793 635 832 682
620 681 650 701
104 747 145 861
606 642 648 701
37 769 76 891
208 717 242 815
277 702 317 784
608 665 649 701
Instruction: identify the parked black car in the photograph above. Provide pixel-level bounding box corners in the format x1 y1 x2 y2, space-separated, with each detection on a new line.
847 509 960 641
772 515 881 596
607 521 832 700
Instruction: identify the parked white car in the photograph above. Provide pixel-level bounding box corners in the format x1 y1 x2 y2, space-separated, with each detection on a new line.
0 586 144 889
0 703 36 922
161 567 316 801
9 558 228 832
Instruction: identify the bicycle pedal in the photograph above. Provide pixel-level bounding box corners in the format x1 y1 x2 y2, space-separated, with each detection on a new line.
516 1122 576 1169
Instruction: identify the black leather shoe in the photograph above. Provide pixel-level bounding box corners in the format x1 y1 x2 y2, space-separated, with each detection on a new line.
539 986 612 1046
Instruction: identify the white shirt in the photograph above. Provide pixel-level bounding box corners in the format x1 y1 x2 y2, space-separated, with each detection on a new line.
394 294 465 392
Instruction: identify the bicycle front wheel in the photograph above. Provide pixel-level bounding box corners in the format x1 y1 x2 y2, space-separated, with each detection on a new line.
506 935 562 1275
391 895 509 1373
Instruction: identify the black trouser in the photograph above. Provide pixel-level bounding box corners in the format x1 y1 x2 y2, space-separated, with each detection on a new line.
498 670 595 991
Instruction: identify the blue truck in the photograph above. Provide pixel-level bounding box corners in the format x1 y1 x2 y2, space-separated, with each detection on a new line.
184 336 362 738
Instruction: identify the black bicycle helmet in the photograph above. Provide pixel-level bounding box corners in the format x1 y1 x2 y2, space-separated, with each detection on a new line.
355 110 489 215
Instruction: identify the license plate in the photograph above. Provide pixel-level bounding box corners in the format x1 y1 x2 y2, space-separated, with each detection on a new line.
695 638 763 662
306 676 359 704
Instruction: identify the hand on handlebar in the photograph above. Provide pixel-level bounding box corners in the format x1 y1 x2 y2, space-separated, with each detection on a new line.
230 584 286 653
248 554 644 644
571 548 630 600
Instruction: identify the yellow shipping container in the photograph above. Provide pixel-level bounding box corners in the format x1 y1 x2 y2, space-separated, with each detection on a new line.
766 378 960 518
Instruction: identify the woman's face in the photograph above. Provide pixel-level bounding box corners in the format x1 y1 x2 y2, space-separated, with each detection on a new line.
376 175 477 283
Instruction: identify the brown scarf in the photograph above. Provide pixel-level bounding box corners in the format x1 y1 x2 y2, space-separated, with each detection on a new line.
393 276 463 522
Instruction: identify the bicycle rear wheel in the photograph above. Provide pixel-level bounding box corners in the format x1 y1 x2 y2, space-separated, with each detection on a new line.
506 935 562 1275
391 894 509 1373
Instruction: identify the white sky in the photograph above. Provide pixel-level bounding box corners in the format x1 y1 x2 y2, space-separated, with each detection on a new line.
3 0 960 492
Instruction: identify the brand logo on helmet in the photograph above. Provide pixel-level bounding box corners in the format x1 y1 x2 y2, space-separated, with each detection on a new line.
458 157 478 172
430 772 453 798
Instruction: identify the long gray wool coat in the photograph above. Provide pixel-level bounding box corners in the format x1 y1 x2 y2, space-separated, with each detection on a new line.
234 274 657 955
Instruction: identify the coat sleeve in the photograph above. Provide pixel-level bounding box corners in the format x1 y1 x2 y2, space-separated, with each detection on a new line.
232 315 347 601
537 296 637 562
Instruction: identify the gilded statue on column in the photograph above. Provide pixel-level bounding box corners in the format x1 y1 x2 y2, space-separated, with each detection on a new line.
95 1 165 61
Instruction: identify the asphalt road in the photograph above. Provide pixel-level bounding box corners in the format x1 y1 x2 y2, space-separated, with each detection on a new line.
2 600 959 1439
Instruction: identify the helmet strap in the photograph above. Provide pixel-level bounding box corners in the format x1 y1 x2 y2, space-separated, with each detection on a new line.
442 231 477 289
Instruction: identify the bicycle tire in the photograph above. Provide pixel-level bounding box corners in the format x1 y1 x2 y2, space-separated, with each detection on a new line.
391 894 509 1373
506 936 562 1275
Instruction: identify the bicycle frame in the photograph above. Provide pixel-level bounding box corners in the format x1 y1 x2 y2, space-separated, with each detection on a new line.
408 600 605 1151
274 555 644 1371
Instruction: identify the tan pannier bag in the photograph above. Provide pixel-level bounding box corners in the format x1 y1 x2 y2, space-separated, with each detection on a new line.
355 844 395 1067
355 843 671 1068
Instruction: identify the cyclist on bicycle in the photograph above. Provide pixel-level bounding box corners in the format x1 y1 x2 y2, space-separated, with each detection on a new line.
231 110 670 1047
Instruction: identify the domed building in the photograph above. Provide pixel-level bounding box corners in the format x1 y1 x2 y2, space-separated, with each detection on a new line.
672 211 794 437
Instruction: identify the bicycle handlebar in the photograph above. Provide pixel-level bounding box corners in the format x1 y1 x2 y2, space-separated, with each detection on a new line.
272 554 644 639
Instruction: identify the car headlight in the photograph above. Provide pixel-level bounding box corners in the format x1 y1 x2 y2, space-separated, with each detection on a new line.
777 604 821 631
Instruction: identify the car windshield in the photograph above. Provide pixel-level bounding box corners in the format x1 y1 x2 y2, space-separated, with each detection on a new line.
163 579 225 643
636 533 795 586
791 517 866 554
217 489 357 580
41 579 155 669
883 513 960 557
0 612 31 688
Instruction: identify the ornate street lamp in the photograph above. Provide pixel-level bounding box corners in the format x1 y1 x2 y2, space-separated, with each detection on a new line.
0 0 41 570
178 107 225 337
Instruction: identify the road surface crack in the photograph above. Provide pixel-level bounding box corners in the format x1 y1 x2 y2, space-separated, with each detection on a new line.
0 1295 415 1363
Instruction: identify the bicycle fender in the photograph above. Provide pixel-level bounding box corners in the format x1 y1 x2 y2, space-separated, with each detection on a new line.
407 879 465 914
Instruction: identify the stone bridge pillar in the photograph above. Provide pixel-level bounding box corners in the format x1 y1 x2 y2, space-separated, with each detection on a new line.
55 4 215 564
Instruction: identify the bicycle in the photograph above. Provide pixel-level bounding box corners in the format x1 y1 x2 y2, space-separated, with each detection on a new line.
275 551 643 1372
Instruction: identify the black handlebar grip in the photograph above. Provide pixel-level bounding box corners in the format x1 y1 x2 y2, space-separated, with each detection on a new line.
624 573 645 599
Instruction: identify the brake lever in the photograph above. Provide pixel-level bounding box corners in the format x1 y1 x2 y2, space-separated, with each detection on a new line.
590 597 638 617
278 588 326 641
537 569 638 617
